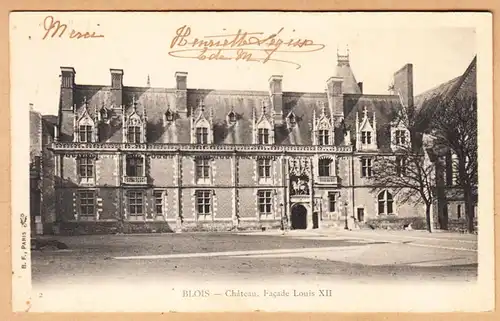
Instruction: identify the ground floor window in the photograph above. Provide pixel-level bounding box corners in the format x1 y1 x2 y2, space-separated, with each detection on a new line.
154 190 165 217
328 192 336 212
196 190 212 218
127 190 144 216
377 190 394 215
258 190 273 218
78 190 96 217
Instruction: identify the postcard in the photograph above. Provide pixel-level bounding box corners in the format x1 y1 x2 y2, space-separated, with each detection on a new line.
10 11 494 312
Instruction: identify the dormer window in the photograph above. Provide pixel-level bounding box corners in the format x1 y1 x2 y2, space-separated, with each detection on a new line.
165 109 174 122
318 130 329 145
286 112 297 129
253 101 275 145
100 107 110 122
258 128 270 144
395 130 406 145
75 97 96 143
196 127 208 144
123 96 147 144
361 131 372 144
79 125 93 142
127 126 142 143
227 111 237 124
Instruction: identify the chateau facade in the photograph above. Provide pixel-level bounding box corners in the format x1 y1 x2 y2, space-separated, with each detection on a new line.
44 53 475 234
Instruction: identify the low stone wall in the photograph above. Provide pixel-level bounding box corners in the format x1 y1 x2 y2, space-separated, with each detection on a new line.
55 219 283 235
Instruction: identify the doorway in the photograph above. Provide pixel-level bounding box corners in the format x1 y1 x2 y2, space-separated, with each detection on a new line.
357 208 365 222
291 204 307 229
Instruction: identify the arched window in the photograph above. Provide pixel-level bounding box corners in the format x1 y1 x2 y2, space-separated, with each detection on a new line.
377 190 394 215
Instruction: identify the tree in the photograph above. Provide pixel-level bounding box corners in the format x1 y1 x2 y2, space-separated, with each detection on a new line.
370 94 436 232
371 144 435 233
428 94 478 233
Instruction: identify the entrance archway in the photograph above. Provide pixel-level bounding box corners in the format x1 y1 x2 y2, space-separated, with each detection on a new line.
291 204 308 229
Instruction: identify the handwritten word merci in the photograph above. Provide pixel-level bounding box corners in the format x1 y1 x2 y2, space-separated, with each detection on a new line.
169 25 326 69
42 16 104 40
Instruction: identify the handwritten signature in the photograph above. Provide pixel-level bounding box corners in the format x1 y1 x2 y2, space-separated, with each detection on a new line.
168 25 325 69
42 16 104 40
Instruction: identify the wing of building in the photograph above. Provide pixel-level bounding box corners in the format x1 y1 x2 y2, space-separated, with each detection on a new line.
34 52 476 234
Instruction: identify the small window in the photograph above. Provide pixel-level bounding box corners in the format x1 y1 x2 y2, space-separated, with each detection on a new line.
396 156 407 176
318 159 332 177
258 159 271 179
361 131 372 144
318 130 329 145
361 158 373 177
165 110 174 122
196 127 209 144
126 156 144 177
258 128 270 144
228 111 237 123
78 157 94 178
196 190 212 216
127 190 144 216
195 158 210 179
127 126 142 143
79 191 95 217
258 190 273 216
328 193 336 212
395 130 406 145
154 191 164 216
79 125 93 142
457 204 462 219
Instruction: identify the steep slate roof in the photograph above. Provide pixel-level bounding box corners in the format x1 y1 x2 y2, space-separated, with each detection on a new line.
68 84 401 148
414 56 477 114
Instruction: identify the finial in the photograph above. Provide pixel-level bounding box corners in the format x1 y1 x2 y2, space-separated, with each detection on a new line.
261 100 267 114
321 101 326 116
198 100 205 112
363 106 368 119
132 95 137 112
147 74 151 87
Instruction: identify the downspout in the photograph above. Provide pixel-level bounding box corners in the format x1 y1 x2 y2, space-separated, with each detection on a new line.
351 149 355 220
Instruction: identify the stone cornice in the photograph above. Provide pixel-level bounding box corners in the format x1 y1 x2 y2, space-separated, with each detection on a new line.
50 142 353 154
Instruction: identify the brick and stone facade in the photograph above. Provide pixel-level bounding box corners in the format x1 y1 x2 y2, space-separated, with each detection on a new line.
42 53 476 234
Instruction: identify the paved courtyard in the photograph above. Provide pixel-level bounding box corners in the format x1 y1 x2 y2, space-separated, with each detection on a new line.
28 229 479 311
32 229 477 284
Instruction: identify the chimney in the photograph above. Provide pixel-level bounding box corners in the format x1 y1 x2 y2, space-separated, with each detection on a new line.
393 64 414 108
326 76 344 117
60 67 75 111
357 82 363 94
175 72 188 114
110 69 124 107
269 75 283 124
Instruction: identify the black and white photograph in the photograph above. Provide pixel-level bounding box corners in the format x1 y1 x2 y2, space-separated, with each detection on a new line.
10 12 494 312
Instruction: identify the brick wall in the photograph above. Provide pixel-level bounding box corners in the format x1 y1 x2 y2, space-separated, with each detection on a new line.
62 157 78 184
213 158 232 185
97 155 118 186
149 157 176 186
239 158 256 184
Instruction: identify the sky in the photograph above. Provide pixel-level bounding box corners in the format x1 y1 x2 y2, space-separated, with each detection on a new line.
10 12 482 116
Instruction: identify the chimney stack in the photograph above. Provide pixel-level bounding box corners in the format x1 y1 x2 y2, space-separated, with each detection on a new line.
269 75 283 124
393 64 414 108
175 72 188 114
110 69 124 107
357 82 363 94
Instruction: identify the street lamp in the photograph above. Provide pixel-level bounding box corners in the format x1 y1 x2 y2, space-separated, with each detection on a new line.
344 201 349 230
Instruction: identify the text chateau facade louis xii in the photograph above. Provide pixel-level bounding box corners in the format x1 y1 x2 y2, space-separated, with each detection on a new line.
51 52 425 233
